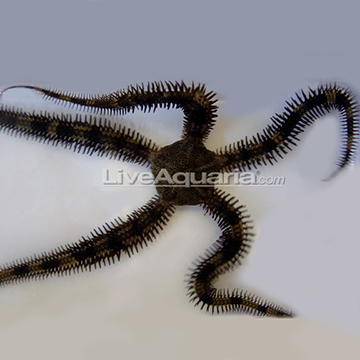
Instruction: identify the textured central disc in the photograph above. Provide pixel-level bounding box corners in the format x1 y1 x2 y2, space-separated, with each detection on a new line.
150 140 221 205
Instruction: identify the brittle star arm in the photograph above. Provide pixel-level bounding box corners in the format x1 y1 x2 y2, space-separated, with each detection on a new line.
216 84 359 179
0 106 157 166
0 81 218 141
0 196 175 286
187 188 293 317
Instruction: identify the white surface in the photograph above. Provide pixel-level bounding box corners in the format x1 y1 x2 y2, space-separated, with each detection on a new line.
0 1 360 359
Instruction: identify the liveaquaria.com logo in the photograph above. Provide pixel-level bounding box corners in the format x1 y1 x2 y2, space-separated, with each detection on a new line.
103 169 286 187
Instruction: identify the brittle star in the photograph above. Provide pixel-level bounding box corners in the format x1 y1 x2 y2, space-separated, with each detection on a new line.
0 81 358 317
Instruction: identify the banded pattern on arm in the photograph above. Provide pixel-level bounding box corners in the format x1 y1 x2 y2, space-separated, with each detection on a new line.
188 189 293 317
0 106 157 165
0 196 175 286
217 84 359 179
1 81 219 141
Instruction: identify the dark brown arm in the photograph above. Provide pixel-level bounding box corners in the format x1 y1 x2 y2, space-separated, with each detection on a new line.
0 196 175 286
0 105 158 166
216 84 359 180
187 189 293 317
1 81 219 142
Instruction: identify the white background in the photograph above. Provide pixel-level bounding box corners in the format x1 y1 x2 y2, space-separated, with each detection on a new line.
0 0 360 359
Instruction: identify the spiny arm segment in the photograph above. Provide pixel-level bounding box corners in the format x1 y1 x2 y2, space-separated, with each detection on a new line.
217 84 359 179
0 106 158 165
0 81 219 141
0 196 175 286
187 189 293 317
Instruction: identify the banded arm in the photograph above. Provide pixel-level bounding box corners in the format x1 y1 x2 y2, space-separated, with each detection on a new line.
0 106 157 166
217 84 359 179
0 196 175 286
1 81 219 141
188 189 293 317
